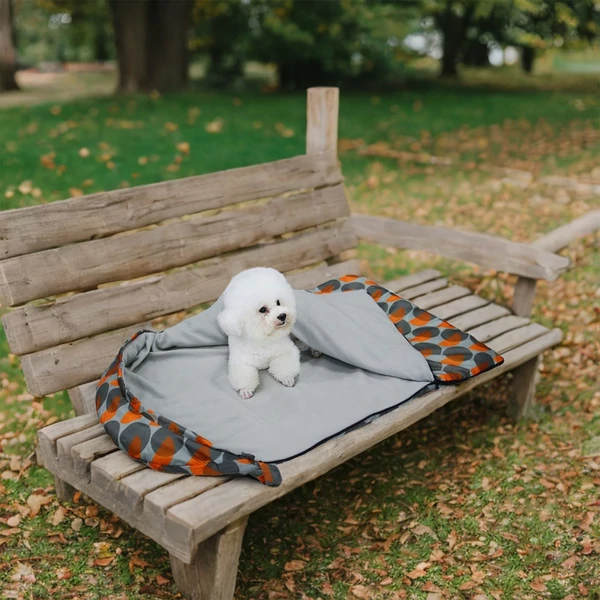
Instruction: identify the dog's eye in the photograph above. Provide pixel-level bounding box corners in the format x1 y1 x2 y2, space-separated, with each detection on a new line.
259 306 267 314
276 300 281 306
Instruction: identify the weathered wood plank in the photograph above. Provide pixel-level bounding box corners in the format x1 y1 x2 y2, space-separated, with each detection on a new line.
412 285 470 310
433 295 489 320
487 323 548 354
286 259 361 291
468 315 530 342
381 269 441 293
400 278 448 300
3 221 357 355
0 185 349 307
512 277 537 318
21 322 149 398
0 153 342 261
510 356 540 420
531 209 600 253
450 303 510 331
56 424 106 470
71 436 118 477
170 516 249 600
164 328 563 550
351 214 570 281
306 87 339 156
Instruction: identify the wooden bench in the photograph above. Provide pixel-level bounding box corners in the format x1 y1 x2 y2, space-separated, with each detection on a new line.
0 88 576 600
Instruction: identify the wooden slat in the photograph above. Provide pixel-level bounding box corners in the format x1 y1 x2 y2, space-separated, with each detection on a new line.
0 185 349 307
412 286 470 310
285 259 361 290
3 221 357 355
351 214 570 281
450 303 510 331
433 295 489 320
69 382 98 415
468 315 530 342
71 436 118 477
382 269 441 293
531 209 600 253
21 322 149 398
400 278 448 300
0 153 341 261
164 328 563 552
487 323 549 354
37 327 562 562
25 260 361 400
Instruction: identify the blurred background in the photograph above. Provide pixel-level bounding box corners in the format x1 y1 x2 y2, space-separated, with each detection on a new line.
1 0 599 98
1 2 600 599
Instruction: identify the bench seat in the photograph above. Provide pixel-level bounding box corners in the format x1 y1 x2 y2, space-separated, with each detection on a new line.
37 269 562 565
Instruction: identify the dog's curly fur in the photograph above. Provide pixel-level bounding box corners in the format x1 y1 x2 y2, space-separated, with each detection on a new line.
218 268 300 399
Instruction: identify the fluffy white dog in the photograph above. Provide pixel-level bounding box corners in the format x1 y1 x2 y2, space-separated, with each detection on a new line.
218 267 300 399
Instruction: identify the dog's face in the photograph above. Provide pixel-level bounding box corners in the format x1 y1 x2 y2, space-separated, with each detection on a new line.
218 268 296 342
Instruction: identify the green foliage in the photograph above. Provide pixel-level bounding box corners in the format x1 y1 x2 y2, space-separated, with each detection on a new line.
15 0 114 65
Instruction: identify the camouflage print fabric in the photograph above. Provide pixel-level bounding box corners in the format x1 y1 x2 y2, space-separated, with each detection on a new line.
96 275 503 487
312 275 504 383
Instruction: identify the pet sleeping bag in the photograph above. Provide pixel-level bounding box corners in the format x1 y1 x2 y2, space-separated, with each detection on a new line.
96 276 503 487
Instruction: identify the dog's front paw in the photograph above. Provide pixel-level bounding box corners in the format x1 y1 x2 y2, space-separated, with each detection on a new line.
310 349 322 358
278 375 296 388
239 389 254 399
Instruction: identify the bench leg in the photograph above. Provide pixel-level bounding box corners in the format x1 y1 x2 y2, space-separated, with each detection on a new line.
170 515 249 600
510 355 540 420
54 475 76 502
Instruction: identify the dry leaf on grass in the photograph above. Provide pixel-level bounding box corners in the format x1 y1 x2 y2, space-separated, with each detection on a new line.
284 560 306 572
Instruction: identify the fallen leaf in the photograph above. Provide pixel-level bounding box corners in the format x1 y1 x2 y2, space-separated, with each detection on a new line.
156 574 170 585
412 524 437 538
406 568 427 579
164 122 178 132
6 515 21 527
71 517 83 532
284 560 306 572
10 562 35 583
380 577 393 585
561 555 580 570
56 567 72 580
176 142 190 154
205 118 224 134
531 581 547 592
458 580 478 591
26 493 52 517
447 529 458 549
79 147 90 158
129 555 152 571
93 556 114 567
422 582 443 592
350 585 369 598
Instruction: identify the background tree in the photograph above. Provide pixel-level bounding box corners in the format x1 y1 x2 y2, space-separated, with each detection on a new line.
109 0 194 93
0 0 19 91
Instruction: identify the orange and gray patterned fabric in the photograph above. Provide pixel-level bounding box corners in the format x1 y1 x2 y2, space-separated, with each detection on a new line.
313 275 504 383
96 275 503 487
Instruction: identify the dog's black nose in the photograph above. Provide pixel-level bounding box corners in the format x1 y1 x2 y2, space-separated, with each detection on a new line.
277 313 287 322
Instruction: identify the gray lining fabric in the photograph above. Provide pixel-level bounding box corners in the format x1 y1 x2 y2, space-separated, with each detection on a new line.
123 290 435 463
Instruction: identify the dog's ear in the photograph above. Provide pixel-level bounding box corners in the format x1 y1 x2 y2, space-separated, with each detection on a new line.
218 309 243 337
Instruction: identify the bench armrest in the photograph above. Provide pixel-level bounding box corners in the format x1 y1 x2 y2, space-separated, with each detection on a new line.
350 215 570 282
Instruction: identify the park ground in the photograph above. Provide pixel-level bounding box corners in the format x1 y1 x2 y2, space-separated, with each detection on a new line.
0 68 599 599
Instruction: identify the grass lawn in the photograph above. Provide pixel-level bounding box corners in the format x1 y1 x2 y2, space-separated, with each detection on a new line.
1 74 599 599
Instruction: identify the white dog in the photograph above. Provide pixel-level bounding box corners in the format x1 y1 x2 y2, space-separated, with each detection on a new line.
218 267 300 399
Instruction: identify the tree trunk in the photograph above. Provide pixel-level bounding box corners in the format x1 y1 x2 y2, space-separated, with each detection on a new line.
145 0 192 92
109 0 192 94
437 0 475 78
463 39 490 67
0 0 19 92
110 0 148 93
521 46 535 74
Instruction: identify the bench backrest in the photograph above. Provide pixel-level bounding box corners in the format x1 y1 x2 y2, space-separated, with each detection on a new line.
1 87 358 402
